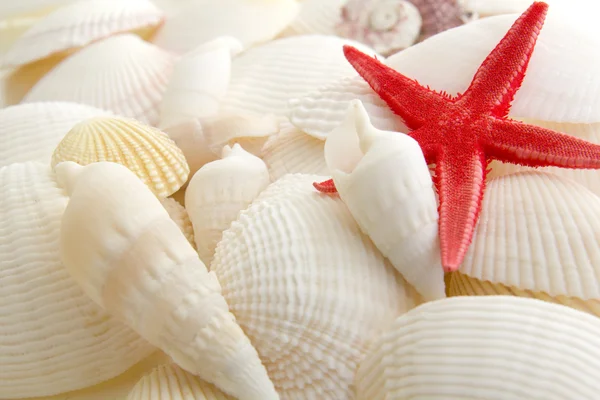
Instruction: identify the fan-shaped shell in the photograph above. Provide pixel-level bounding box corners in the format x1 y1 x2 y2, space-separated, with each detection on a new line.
51 116 189 199
23 34 176 125
1 0 164 68
211 173 423 399
0 161 155 399
355 296 600 400
127 364 233 400
0 102 110 167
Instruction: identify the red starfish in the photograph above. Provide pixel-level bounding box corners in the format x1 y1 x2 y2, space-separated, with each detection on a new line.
315 1 600 272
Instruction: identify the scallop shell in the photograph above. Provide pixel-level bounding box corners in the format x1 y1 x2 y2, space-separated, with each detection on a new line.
56 161 278 400
23 34 176 125
449 171 600 316
152 0 299 54
324 101 445 300
51 116 189 199
0 101 110 168
260 120 328 181
1 0 165 68
161 197 195 246
355 296 600 400
219 34 379 118
0 161 155 399
280 0 346 36
185 144 270 266
211 173 423 398
127 364 233 400
159 36 243 129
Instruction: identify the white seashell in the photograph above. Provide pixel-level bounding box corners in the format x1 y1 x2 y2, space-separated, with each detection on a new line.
161 197 195 247
211 173 423 399
325 101 444 300
220 35 379 118
152 0 299 54
1 0 165 68
185 144 270 266
56 161 278 400
23 34 176 125
159 37 243 129
355 296 600 400
260 120 329 181
0 161 155 399
51 116 189 199
0 101 110 168
127 364 233 400
0 0 82 20
281 0 346 36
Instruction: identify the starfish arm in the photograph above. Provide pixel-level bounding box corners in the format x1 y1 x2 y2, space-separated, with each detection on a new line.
343 45 451 131
459 2 548 117
485 118 600 169
435 148 488 272
313 179 337 193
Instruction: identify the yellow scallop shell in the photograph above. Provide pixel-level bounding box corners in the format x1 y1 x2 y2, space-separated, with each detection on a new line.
51 116 189 198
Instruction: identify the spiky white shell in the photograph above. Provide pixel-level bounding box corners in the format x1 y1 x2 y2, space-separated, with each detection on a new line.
1 0 164 68
211 173 423 399
23 34 176 125
0 161 155 399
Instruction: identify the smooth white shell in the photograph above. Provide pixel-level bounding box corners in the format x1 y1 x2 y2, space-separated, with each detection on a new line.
281 0 345 36
355 296 600 400
23 34 176 125
212 173 423 398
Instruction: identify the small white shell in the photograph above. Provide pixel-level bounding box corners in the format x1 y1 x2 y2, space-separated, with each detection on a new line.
23 34 176 125
152 0 299 54
159 37 243 129
0 101 110 168
51 116 190 199
1 0 165 68
127 364 233 400
57 161 278 400
185 144 270 266
355 296 600 400
281 0 345 36
325 101 444 300
0 161 155 399
212 173 423 398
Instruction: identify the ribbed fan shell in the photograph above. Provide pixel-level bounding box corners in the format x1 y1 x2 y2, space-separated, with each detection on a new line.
355 296 600 400
23 34 176 125
127 364 233 400
0 161 154 399
51 116 189 198
1 0 164 68
211 173 423 399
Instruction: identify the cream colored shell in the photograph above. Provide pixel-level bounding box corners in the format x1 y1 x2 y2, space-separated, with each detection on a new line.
51 116 189 199
211 173 423 398
0 161 155 399
161 197 195 246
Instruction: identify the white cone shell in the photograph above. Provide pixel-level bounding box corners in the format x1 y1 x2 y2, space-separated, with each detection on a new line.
211 173 423 399
1 0 165 68
326 101 444 300
0 101 110 168
0 161 155 399
355 296 600 400
186 144 270 266
23 34 176 125
56 161 277 400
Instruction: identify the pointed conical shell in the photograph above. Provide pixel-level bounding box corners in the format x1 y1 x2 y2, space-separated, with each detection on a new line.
211 173 423 399
0 161 155 399
325 101 445 300
51 116 189 199
260 121 328 181
159 37 243 129
152 0 298 54
186 144 270 266
220 35 379 118
127 364 234 400
281 0 345 36
1 0 164 68
161 197 195 246
56 161 277 400
355 296 600 400
23 34 176 125
452 171 600 313
0 101 110 168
